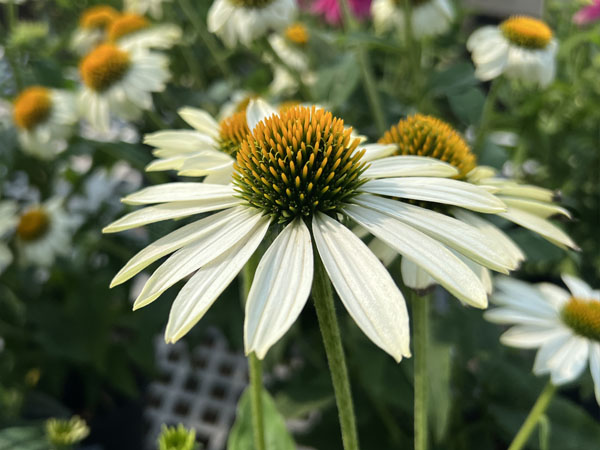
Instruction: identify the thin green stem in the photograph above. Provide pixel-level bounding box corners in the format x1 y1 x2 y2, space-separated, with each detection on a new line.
312 251 359 450
249 353 266 450
401 0 423 107
243 255 266 450
338 0 386 135
412 290 429 450
178 0 232 78
508 381 556 450
474 78 501 154
5 1 23 91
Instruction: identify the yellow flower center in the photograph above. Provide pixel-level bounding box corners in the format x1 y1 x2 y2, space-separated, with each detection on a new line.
500 16 553 49
378 114 476 179
17 208 50 241
107 13 150 42
80 44 131 92
230 0 275 7
79 5 119 30
13 86 52 130
278 100 302 114
561 297 600 342
219 110 251 155
285 23 309 46
234 106 367 223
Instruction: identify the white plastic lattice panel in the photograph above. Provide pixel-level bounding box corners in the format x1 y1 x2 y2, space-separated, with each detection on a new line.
144 328 248 450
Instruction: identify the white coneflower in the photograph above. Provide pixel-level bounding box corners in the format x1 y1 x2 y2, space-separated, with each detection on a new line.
78 42 170 132
70 5 119 55
12 86 77 159
486 275 600 404
207 0 297 48
375 114 575 292
467 16 558 87
372 0 454 38
125 0 172 19
104 102 514 360
14 198 78 267
107 12 181 50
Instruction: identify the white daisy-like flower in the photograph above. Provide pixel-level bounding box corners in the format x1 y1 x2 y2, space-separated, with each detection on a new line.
485 275 600 404
104 102 516 360
13 198 79 267
70 5 120 55
124 0 172 19
467 16 558 88
371 0 454 39
106 12 181 50
207 0 297 48
145 100 388 184
0 200 18 274
78 42 170 132
374 114 576 293
12 86 78 159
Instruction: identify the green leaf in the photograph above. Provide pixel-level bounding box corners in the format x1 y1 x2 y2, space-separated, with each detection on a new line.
429 63 478 96
227 388 295 450
427 340 452 443
447 87 486 126
313 54 361 109
0 426 48 450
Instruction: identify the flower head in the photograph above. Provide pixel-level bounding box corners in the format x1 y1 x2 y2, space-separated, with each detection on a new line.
158 424 198 450
13 87 52 131
372 0 454 38
71 5 119 54
45 416 90 447
80 44 131 92
573 0 600 25
486 275 600 404
310 0 372 24
108 13 150 41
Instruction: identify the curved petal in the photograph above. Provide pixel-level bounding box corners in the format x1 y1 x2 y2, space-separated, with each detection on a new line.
548 337 589 385
164 216 271 343
361 178 506 213
121 183 236 205
590 343 600 405
178 107 220 139
312 213 411 362
360 143 397 162
500 197 571 219
500 325 570 349
401 257 436 291
363 156 459 179
561 274 594 300
247 98 278 132
245 219 313 358
144 130 216 152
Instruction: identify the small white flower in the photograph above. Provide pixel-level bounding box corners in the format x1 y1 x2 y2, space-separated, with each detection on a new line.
78 42 170 132
70 5 120 55
467 16 558 87
372 0 454 39
486 275 600 404
124 0 172 19
104 103 513 361
12 86 77 159
372 114 575 294
207 0 297 48
107 12 181 50
13 198 79 267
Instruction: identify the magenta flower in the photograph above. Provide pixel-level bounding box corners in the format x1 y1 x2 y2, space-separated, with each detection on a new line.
310 0 372 25
573 0 600 25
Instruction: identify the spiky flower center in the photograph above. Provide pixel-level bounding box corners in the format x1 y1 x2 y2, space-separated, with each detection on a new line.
79 5 119 29
561 297 600 343
80 44 131 92
234 106 367 223
230 0 275 7
158 425 196 450
108 13 150 41
219 110 250 155
13 86 52 130
378 114 476 179
500 16 553 49
17 208 50 241
285 23 309 45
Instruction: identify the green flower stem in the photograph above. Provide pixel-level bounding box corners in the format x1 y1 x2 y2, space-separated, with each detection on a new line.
177 0 232 78
474 78 501 154
5 1 23 91
401 0 423 106
312 252 360 450
243 256 266 450
412 290 429 450
508 381 557 450
338 0 386 135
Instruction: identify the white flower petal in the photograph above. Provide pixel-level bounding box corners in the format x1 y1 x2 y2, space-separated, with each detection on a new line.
484 308 557 327
548 337 589 385
133 207 267 309
368 237 399 267
178 107 221 139
144 130 216 152
401 257 436 290
164 216 271 342
501 197 571 219
360 143 397 162
344 203 487 308
312 212 411 362
362 178 506 213
500 325 570 349
589 343 600 405
499 207 579 250
102 199 241 233
354 195 517 272
245 219 313 358
247 98 278 132
561 274 593 299
110 208 249 287
537 283 570 309
122 183 236 205
363 156 459 179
